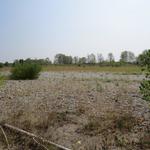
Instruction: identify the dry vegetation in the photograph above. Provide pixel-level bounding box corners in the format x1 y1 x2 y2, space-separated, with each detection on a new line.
0 71 149 150
42 65 141 74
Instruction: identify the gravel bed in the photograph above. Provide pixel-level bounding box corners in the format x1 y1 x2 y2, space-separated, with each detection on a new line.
0 72 149 150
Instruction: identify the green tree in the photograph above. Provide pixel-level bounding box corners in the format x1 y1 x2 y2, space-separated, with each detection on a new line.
108 53 115 63
73 56 79 64
54 54 66 64
54 54 73 64
0 63 3 68
120 51 135 63
79 57 87 64
87 53 96 64
139 50 150 101
97 53 104 64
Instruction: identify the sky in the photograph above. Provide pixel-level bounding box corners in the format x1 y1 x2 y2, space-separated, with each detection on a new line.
0 0 150 62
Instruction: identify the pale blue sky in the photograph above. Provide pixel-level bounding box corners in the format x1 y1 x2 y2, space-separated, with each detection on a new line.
0 0 150 62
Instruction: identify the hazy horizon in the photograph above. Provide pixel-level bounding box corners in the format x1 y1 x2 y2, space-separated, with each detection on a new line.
1 0 150 62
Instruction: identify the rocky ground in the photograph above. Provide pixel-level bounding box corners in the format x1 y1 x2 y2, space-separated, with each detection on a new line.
0 72 149 150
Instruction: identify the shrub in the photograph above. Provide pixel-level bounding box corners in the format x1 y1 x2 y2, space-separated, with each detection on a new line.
11 63 42 80
140 80 150 101
0 63 3 68
139 50 150 101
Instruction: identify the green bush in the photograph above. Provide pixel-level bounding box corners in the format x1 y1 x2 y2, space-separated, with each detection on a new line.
140 80 150 101
11 63 42 80
0 63 3 68
139 50 150 101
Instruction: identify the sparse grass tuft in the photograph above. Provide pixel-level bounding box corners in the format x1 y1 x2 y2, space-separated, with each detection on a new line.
139 133 150 149
114 114 138 132
79 113 138 136
78 116 108 136
96 81 103 92
76 105 86 115
35 111 68 130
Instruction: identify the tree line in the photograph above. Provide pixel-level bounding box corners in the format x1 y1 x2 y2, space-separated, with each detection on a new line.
0 50 146 67
54 51 136 65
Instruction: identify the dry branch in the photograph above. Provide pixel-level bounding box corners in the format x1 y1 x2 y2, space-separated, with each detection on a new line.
33 137 49 150
2 123 71 150
0 125 10 150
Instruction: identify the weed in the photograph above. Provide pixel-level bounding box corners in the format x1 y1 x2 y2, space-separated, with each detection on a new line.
78 116 106 136
78 113 138 136
96 81 103 92
76 105 86 115
104 79 112 82
115 135 127 147
35 111 68 130
114 114 137 132
115 82 119 86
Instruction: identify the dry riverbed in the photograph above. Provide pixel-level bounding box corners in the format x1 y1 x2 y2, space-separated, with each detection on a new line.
0 72 149 150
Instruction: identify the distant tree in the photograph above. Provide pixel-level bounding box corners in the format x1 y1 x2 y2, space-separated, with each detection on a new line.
13 58 52 66
97 53 104 64
54 54 72 64
54 54 66 64
25 58 32 63
64 56 73 64
44 57 52 65
87 53 96 64
79 57 87 64
73 56 79 64
4 62 9 67
19 59 24 64
108 53 115 63
120 51 135 63
0 63 3 68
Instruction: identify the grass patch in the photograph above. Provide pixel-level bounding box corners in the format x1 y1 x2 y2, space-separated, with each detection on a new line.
139 133 150 149
1 65 142 74
35 111 68 130
0 74 6 87
114 114 138 132
43 65 141 74
78 113 138 136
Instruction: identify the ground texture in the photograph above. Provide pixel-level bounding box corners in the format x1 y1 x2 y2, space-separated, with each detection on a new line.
0 72 150 150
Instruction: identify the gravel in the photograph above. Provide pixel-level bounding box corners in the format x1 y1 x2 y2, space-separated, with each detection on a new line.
0 72 149 150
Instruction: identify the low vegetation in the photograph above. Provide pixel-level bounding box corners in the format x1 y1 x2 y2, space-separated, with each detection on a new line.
139 50 150 101
43 65 141 74
0 49 149 149
114 114 137 132
0 74 6 87
79 113 138 136
11 63 42 80
0 72 149 149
